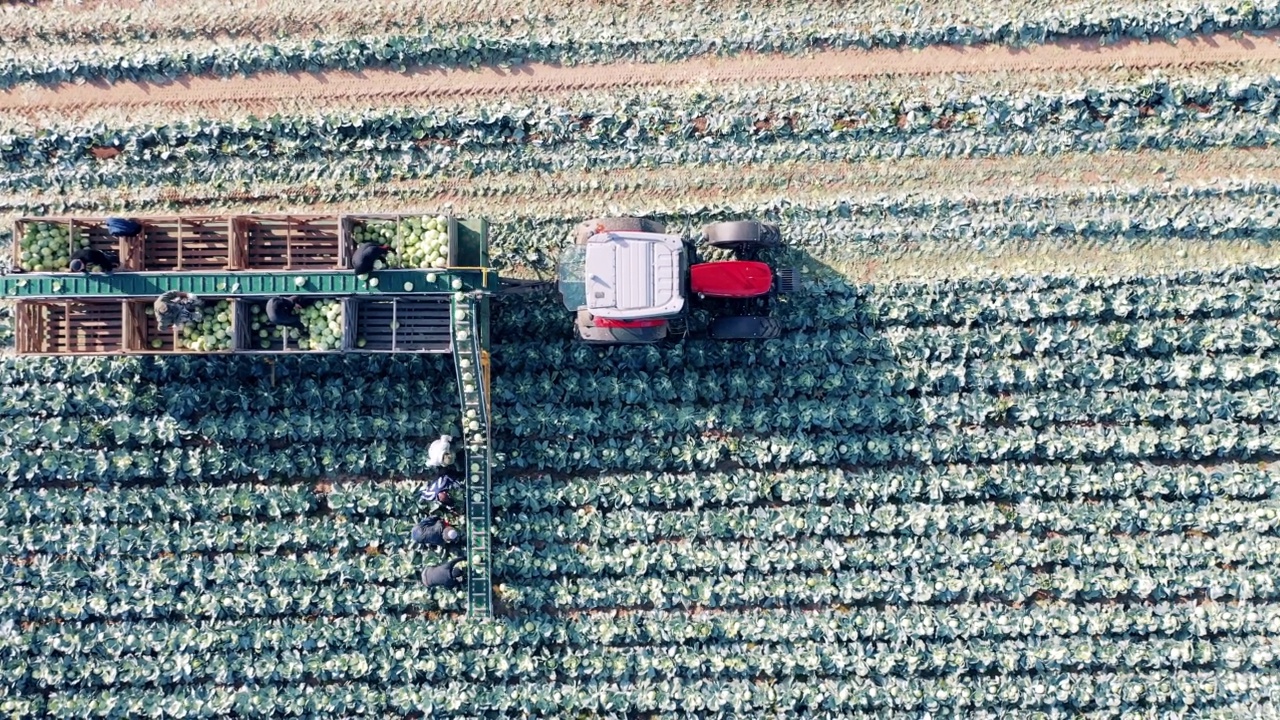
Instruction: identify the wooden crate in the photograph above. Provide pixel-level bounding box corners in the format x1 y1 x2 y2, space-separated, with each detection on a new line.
344 297 453 353
16 300 125 355
233 215 345 270
234 298 303 353
137 216 236 271
123 297 236 354
234 297 345 353
339 213 457 269
13 217 143 272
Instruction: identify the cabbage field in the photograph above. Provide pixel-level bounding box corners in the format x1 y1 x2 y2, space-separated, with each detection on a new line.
2 1 1280 717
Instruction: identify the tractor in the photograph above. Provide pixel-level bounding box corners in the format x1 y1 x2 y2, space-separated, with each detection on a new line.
557 217 797 344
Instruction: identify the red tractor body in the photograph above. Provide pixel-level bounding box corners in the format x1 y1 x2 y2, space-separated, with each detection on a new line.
689 260 774 298
558 218 794 344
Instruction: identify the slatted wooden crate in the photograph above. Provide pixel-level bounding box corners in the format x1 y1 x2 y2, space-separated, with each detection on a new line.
16 300 125 355
233 215 345 270
13 217 143 272
138 216 236 271
235 299 287 353
343 297 453 353
123 297 236 354
231 298 312 353
233 297 348 353
339 213 457 269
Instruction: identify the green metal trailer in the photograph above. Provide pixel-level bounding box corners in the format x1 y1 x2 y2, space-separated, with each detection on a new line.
0 212 498 618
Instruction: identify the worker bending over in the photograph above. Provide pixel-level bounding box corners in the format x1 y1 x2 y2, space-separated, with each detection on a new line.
266 296 305 329
411 516 461 547
422 558 465 588
153 291 204 331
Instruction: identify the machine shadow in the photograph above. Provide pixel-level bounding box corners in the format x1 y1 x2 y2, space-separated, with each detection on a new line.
485 242 915 618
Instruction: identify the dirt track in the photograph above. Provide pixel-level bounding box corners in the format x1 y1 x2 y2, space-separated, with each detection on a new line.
2 30 1277 112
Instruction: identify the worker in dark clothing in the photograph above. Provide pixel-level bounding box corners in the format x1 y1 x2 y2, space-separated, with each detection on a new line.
421 558 465 588
154 291 203 330
69 248 118 274
265 296 305 329
352 243 392 275
420 475 458 513
105 217 143 237
411 517 461 547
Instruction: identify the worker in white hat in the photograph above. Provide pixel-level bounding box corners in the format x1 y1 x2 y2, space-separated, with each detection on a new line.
427 434 454 468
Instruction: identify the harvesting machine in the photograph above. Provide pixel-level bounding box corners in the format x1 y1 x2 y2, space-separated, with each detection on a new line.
0 212 499 618
557 217 797 345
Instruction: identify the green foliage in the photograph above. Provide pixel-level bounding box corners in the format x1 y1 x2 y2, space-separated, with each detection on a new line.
2 262 1280 715
0 3 1276 89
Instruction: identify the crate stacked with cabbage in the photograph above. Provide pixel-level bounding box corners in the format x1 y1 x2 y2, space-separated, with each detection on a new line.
8 212 479 356
349 214 453 270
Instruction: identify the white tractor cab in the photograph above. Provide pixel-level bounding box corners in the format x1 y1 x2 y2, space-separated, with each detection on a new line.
557 217 797 345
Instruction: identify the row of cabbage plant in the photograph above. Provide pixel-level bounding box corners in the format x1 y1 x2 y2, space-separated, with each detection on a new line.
498 380 1280 441
5 547 434 606
500 417 1280 472
489 263 1278 344
0 408 452 449
13 599 1280 664
0 374 456 421
15 668 1273 719
496 462 1280 513
512 561 1280 612
10 0 1274 49
499 525 1280 580
0 438 451 485
6 75 1279 171
17 631 1280 696
5 108 1277 203
499 494 1280 548
495 310 1280 377
497 348 1280 418
1 566 453 624
1 514 412 562
0 479 413 527
0 3 1273 90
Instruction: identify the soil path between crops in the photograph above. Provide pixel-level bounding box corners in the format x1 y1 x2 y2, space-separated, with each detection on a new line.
1 30 1277 111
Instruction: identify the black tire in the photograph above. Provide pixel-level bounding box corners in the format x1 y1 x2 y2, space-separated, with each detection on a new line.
702 220 782 251
708 316 781 340
575 217 666 245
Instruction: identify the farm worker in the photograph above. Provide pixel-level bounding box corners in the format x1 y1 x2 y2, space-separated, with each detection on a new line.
105 217 143 237
153 291 204 331
265 296 305 329
427 434 455 468
421 558 465 588
352 243 392 275
69 248 119 274
420 474 457 510
411 517 461 547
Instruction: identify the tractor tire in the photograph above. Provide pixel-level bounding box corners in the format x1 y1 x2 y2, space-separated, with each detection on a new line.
702 220 782 253
708 316 782 340
575 217 666 245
